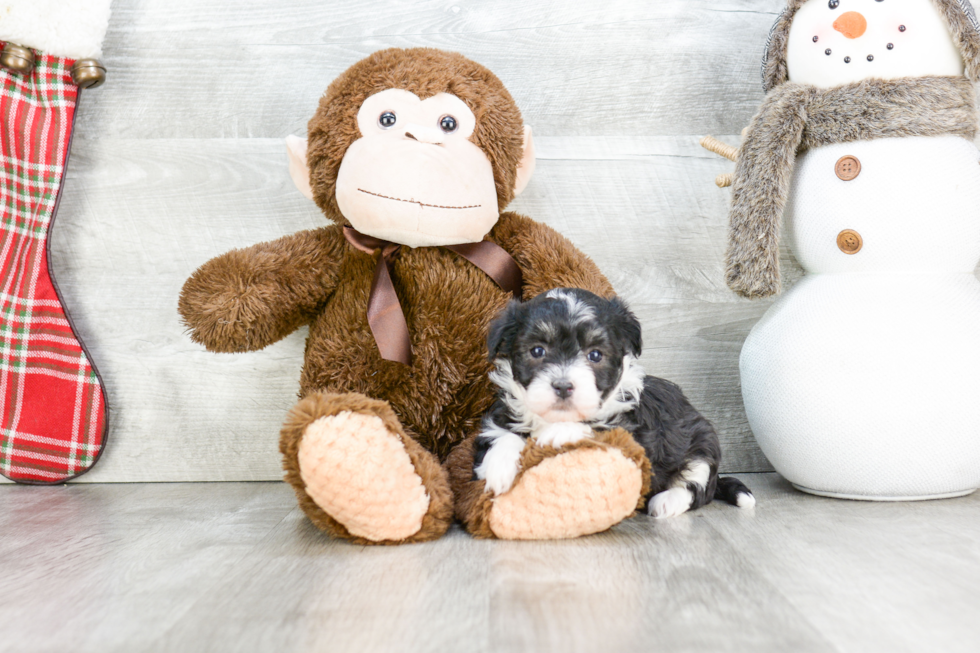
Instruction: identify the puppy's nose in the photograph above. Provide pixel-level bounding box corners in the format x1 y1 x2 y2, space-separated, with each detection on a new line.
552 379 574 399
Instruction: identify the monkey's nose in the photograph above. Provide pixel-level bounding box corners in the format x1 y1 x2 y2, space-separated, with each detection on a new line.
552 379 574 399
403 123 445 145
833 11 867 39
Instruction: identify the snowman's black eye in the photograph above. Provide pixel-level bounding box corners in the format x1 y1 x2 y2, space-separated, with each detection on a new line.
829 0 839 8
379 111 397 129
844 56 852 63
899 25 906 32
813 35 819 42
439 115 458 133
867 55 874 61
887 43 895 49
826 48 832 55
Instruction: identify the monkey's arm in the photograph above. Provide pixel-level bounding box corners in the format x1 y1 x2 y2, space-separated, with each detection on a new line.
490 212 614 299
179 226 346 353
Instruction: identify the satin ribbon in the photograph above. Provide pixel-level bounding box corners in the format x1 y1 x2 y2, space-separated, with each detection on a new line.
343 226 523 365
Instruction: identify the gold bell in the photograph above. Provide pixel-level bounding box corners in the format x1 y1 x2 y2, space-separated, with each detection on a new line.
71 59 106 89
0 43 35 76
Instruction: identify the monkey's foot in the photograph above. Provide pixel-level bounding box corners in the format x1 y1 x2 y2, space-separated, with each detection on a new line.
449 428 651 540
280 392 452 544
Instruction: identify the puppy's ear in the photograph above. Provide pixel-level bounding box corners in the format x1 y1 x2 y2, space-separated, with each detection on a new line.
487 300 523 361
609 297 643 358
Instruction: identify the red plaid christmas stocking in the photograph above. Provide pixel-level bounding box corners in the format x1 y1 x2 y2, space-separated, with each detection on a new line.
0 49 108 483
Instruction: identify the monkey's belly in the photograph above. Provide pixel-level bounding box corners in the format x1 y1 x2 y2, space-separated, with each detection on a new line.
740 273 980 499
300 269 508 458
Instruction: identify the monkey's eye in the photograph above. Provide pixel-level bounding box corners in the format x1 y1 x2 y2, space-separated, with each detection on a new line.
588 350 603 363
378 111 397 129
439 115 458 133
530 346 545 359
828 0 839 7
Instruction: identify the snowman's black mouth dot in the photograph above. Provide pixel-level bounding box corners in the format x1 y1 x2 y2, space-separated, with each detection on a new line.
813 35 820 43
867 55 874 62
826 48 832 56
844 56 852 63
887 43 895 49
899 25 907 32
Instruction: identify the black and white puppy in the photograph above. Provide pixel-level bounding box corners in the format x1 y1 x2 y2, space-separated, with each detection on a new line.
473 288 755 518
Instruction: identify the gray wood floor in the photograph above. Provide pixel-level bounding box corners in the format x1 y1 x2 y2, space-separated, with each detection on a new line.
2 475 978 653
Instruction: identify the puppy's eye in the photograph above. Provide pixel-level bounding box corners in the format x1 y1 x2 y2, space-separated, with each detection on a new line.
379 111 397 129
588 350 603 363
530 346 545 359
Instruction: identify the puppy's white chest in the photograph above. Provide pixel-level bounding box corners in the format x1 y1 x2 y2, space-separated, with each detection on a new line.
533 422 592 448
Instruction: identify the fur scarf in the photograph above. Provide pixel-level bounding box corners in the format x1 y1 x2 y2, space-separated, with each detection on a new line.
726 76 979 298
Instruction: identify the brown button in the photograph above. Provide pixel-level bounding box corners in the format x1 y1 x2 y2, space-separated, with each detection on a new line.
835 155 861 181
837 229 863 254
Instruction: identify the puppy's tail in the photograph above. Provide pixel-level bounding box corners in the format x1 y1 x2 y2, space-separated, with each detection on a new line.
714 476 755 509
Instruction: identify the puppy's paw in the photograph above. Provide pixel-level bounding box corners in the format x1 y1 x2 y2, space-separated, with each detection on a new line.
481 456 520 496
647 488 693 519
736 492 756 509
533 422 592 448
474 432 527 496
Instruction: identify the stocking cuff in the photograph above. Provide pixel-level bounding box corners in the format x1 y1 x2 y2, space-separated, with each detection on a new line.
0 0 113 60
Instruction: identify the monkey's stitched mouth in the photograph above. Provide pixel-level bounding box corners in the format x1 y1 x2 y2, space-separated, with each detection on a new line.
358 188 481 210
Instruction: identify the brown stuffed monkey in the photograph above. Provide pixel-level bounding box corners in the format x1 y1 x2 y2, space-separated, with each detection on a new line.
179 48 650 544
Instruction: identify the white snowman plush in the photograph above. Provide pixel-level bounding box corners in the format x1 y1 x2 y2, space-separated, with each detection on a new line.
723 0 980 499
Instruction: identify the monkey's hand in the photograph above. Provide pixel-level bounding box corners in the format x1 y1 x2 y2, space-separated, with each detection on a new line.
490 212 614 300
178 226 345 353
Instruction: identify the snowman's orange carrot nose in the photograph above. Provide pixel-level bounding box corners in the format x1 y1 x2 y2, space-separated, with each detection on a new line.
834 11 867 39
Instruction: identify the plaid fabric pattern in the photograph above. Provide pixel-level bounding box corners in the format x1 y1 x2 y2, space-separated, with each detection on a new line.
0 49 107 483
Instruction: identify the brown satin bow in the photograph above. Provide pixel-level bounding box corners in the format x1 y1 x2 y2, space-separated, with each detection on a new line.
343 225 523 365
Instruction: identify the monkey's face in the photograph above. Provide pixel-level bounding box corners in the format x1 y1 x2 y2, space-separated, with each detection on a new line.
334 89 501 248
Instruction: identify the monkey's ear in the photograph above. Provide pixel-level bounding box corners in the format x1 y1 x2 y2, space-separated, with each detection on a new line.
513 125 536 197
286 135 314 201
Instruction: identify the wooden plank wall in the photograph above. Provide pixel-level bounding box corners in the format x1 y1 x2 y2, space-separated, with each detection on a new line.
37 0 980 481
